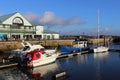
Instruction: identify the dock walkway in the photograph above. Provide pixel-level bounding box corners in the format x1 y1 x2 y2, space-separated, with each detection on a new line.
0 62 18 69
1 48 120 69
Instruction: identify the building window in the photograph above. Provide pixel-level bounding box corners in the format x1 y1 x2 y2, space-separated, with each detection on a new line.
12 17 23 25
52 35 54 39
43 35 46 39
29 26 31 29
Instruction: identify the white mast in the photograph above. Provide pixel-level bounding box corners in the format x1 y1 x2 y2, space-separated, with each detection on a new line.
97 9 100 45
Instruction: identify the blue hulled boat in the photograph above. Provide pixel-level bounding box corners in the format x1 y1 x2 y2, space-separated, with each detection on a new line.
59 45 80 53
59 38 90 54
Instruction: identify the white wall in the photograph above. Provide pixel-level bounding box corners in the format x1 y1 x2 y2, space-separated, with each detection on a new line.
36 25 44 35
42 33 59 39
54 34 59 39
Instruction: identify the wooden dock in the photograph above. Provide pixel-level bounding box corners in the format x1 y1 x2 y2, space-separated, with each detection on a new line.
0 62 18 69
57 50 90 59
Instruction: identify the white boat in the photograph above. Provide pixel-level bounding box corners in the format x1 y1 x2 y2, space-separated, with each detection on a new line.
94 46 109 53
93 9 109 53
9 41 56 61
22 49 60 67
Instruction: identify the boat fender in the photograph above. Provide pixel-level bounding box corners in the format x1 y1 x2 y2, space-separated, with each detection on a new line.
72 50 76 53
27 61 32 67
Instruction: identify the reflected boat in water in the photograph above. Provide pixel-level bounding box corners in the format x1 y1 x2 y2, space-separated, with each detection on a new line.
22 62 59 79
94 52 109 59
93 52 109 80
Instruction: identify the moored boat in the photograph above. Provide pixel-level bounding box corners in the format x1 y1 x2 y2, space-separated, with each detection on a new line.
93 9 109 53
93 46 109 53
59 38 90 54
9 41 56 61
21 49 60 67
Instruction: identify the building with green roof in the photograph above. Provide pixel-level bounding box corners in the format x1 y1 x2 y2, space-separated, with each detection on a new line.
0 12 59 40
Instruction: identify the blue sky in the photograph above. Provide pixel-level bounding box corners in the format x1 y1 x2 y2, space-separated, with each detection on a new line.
0 0 120 36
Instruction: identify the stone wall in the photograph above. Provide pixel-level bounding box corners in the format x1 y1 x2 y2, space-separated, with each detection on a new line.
0 38 111 51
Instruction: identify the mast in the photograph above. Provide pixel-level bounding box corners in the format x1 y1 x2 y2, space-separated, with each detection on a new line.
97 9 100 45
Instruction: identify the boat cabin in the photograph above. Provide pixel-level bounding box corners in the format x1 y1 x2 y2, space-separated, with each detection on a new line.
72 39 88 48
21 41 44 52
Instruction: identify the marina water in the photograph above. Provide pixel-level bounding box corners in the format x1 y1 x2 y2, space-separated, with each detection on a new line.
0 44 120 80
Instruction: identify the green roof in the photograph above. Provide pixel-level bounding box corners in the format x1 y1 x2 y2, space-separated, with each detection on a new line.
43 30 59 34
0 12 17 23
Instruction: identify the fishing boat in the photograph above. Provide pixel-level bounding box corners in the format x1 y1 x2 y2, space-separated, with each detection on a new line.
59 38 90 54
9 41 55 61
93 9 109 53
21 49 60 67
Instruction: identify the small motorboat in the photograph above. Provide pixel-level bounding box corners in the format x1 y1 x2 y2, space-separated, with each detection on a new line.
9 41 56 61
21 49 60 67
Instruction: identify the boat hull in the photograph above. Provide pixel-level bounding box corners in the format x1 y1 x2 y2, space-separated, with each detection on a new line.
59 45 90 54
32 54 58 67
94 46 109 53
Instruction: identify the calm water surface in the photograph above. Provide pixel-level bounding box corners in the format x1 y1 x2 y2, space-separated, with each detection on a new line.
0 45 120 80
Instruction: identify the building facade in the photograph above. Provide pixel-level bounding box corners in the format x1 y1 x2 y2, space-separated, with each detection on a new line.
0 12 59 41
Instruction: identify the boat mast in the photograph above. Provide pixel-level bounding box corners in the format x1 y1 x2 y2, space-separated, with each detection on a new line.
97 9 100 46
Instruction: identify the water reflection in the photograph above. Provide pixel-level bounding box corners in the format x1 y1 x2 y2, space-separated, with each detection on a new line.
94 52 109 59
73 54 88 64
0 67 27 80
0 62 61 80
21 62 60 80
93 52 109 80
1 51 120 80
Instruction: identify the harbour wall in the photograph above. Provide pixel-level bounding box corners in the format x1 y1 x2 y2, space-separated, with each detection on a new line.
0 38 111 51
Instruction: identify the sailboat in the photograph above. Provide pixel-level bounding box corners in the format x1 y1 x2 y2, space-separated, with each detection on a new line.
93 9 109 53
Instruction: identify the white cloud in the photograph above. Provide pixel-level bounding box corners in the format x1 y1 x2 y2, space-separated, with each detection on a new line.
0 12 3 16
24 11 84 27
24 12 40 24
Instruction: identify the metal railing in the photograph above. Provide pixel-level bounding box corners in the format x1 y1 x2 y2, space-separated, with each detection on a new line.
0 28 35 32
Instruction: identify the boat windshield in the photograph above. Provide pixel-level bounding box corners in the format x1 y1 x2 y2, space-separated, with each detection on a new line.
73 41 84 44
23 46 30 51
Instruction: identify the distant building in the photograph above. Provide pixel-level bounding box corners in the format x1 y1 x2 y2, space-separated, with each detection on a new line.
0 12 59 41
